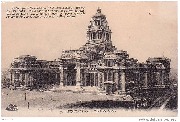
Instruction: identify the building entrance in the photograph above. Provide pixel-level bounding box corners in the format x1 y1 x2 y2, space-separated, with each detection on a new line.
66 64 76 86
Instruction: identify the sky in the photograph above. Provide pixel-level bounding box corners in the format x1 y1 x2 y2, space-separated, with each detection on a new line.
1 1 177 70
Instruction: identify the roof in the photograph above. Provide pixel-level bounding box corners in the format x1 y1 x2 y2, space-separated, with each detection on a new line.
147 57 170 62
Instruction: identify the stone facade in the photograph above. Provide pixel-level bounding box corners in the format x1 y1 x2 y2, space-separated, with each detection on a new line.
9 55 60 89
8 8 171 94
59 8 171 94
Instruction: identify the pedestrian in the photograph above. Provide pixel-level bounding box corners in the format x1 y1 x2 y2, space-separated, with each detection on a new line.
28 102 29 109
25 93 26 101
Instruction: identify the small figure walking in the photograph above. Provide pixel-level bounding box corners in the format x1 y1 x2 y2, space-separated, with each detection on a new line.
25 93 26 101
28 102 30 109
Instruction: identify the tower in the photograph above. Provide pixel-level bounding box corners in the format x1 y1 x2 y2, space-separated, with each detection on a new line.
84 8 114 58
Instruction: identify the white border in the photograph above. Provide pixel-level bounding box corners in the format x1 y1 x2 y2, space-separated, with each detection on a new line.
0 0 179 122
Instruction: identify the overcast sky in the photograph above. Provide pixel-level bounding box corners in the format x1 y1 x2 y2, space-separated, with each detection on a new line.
1 1 177 69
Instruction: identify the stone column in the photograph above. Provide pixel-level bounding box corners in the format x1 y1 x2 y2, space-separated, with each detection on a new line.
156 71 160 85
30 74 33 87
59 65 64 87
98 72 101 88
24 73 26 86
144 72 148 88
19 73 22 83
14 71 18 87
25 72 29 86
104 32 106 41
76 62 81 86
75 62 82 91
102 72 105 90
94 73 96 86
28 73 31 87
161 70 164 85
27 73 30 86
84 73 87 86
96 73 98 86
106 70 109 81
114 71 119 89
120 70 126 93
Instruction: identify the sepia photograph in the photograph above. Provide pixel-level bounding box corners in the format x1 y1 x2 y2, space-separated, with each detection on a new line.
1 1 178 117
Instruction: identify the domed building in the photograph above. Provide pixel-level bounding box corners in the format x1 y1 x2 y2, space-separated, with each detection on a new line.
58 8 171 94
8 8 171 95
